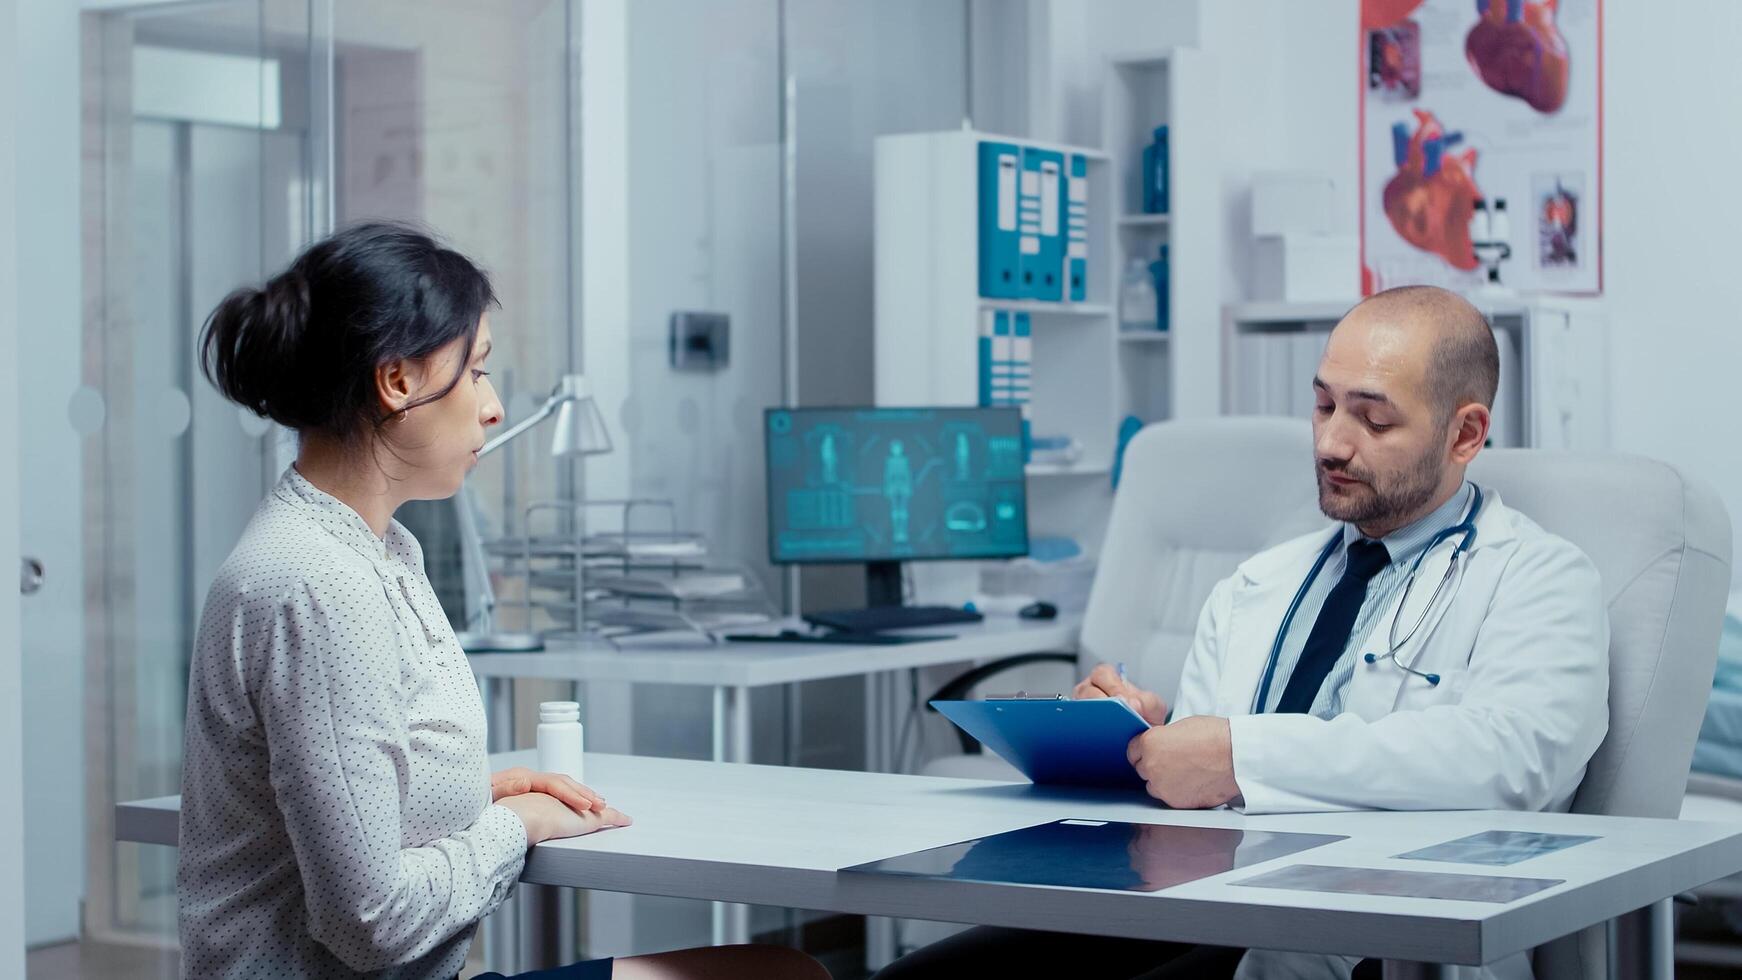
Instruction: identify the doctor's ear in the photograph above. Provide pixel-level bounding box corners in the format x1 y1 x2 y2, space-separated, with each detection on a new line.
1448 402 1490 463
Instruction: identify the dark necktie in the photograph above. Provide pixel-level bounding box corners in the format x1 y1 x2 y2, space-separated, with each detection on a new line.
1274 539 1392 714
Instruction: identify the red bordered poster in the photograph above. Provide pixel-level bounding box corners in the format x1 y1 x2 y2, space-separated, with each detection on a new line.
1360 0 1602 295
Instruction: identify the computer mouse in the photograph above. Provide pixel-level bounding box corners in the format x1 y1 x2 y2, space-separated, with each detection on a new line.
1018 600 1058 620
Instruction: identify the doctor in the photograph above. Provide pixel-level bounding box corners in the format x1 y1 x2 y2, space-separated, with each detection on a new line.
875 285 1609 980
1084 284 1609 819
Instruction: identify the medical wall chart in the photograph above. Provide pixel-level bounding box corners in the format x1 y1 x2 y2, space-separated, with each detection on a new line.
1360 0 1601 295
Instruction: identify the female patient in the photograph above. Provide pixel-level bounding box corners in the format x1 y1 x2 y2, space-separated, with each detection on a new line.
178 222 826 980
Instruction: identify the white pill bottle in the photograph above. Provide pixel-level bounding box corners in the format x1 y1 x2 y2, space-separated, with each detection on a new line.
536 700 585 782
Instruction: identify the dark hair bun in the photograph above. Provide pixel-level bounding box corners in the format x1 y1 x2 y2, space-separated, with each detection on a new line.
201 270 318 429
199 221 496 440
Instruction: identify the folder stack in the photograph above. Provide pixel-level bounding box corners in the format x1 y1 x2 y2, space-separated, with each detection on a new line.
980 139 1077 303
979 310 1034 460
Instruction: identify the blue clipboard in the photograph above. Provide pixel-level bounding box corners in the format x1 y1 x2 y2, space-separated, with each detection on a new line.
931 697 1150 787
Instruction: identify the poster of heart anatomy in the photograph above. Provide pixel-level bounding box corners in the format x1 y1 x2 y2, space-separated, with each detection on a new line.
1361 0 1601 295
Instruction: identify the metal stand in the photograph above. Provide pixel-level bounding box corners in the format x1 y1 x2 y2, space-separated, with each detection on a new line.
481 676 519 973
520 883 567 970
579 680 635 960
710 685 753 945
1609 897 1675 980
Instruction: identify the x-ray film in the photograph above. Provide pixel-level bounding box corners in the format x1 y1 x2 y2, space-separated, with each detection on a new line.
1394 830 1598 866
1233 863 1561 904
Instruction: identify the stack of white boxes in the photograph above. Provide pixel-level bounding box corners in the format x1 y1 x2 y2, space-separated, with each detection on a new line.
1250 172 1359 302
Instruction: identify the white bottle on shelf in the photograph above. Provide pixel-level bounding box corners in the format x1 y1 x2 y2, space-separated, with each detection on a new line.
1469 197 1492 243
536 700 585 781
1119 257 1158 332
1490 198 1511 244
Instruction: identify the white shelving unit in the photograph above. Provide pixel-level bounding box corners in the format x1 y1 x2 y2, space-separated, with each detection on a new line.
1223 297 1610 451
1104 48 1220 424
874 128 1119 481
979 300 1113 318
874 129 1117 599
871 56 1217 601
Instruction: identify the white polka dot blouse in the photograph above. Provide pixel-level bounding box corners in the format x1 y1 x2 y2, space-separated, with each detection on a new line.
177 466 527 978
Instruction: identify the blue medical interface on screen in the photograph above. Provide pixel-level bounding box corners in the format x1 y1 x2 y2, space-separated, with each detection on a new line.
765 407 1028 563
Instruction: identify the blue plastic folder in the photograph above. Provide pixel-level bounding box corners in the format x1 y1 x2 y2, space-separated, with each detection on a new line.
1066 154 1089 301
931 697 1150 787
978 141 1023 299
1019 147 1066 301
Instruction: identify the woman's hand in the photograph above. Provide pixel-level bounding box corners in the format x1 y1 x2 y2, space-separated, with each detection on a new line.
497 792 633 846
491 766 604 814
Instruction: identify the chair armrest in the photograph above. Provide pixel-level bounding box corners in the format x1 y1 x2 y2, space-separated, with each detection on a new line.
1686 770 1742 803
925 652 1079 753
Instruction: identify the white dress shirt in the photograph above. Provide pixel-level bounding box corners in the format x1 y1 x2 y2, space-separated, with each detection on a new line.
1258 482 1477 717
178 467 526 979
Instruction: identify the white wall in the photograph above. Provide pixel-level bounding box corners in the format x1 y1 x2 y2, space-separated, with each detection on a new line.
1051 0 1356 303
622 0 781 614
1028 0 1196 147
1194 0 1357 302
1 0 26 966
1030 0 1359 335
579 0 632 501
1177 0 1742 576
1035 0 1742 582
1602 1 1742 577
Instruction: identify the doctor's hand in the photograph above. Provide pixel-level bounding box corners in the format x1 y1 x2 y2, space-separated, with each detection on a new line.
497 792 633 846
492 766 604 815
1073 663 1169 725
1126 716 1240 809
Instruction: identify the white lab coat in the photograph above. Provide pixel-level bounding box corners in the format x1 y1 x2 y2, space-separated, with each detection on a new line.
1168 490 1610 980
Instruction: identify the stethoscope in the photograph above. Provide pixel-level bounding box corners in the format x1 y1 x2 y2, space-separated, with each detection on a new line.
1252 484 1484 712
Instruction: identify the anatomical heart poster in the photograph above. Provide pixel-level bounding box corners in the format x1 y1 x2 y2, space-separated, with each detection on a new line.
1360 0 1601 295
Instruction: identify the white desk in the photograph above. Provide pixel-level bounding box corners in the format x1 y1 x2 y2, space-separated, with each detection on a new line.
120 751 1742 978
468 615 1080 767
466 615 1078 961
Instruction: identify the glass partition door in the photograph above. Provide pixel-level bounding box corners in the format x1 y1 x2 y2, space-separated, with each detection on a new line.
74 0 582 954
66 0 983 967
77 2 314 950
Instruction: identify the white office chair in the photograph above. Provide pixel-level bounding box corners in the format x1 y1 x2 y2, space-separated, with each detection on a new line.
920 416 1324 779
1465 449 1731 979
922 418 1734 980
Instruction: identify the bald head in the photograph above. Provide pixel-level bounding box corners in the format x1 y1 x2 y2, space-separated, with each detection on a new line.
1341 285 1498 422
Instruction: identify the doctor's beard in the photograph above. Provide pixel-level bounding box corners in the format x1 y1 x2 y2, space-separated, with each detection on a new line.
1316 440 1444 531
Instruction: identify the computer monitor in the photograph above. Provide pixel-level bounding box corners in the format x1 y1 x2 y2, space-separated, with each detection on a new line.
763 406 1029 607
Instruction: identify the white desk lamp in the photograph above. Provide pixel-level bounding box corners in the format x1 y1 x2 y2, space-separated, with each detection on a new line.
456 374 612 652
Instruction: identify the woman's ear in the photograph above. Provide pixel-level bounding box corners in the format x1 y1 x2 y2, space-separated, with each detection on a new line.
375 358 420 418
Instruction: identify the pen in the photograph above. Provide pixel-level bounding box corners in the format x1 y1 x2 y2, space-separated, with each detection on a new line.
1113 661 1149 724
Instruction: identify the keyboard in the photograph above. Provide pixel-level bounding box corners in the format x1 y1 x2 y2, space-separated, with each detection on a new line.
722 629 947 646
802 604 984 634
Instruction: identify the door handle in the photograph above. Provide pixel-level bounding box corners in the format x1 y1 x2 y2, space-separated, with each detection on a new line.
20 556 43 596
